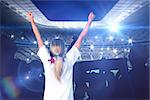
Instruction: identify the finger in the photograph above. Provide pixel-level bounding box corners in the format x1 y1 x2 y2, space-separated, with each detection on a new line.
92 13 95 18
93 14 95 17
90 12 94 15
27 12 31 16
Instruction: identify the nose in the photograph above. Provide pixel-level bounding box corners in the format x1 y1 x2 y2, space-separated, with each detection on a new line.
54 47 59 51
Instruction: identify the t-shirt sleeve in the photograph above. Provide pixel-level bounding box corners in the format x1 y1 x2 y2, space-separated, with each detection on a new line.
37 45 50 63
66 46 81 66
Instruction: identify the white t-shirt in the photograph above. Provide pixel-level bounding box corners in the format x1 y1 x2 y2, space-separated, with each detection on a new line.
37 45 80 100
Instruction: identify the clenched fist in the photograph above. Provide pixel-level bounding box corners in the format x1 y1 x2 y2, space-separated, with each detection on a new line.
88 12 95 22
27 12 34 22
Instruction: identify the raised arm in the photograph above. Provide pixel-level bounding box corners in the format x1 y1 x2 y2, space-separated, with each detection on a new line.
74 12 95 49
27 12 44 48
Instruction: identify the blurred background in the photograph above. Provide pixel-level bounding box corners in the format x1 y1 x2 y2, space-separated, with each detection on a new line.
0 0 149 100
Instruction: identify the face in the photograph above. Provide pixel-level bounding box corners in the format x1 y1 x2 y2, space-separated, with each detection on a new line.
50 45 62 56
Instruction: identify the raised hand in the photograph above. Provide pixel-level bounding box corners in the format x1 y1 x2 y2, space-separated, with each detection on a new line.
74 12 95 49
88 12 95 22
27 12 44 48
27 12 34 22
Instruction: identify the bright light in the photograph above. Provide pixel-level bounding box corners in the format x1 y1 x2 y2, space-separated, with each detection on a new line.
10 34 14 38
127 48 131 52
26 58 30 61
103 71 106 74
39 74 42 78
100 52 103 54
128 38 133 44
31 52 34 55
44 40 49 45
55 36 59 39
121 38 124 41
107 47 110 50
124 48 130 52
90 54 93 60
109 24 120 32
95 36 98 39
109 36 114 41
25 76 30 80
90 45 94 50
100 48 104 50
124 48 127 52
33 41 37 44
145 63 148 67
21 36 25 40
113 48 117 53
90 44 94 50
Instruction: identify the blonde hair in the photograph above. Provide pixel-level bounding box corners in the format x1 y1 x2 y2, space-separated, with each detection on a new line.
50 38 65 81
54 57 63 82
